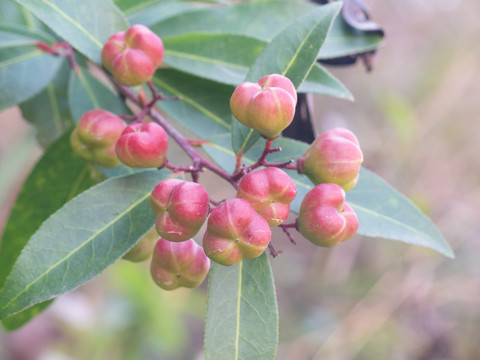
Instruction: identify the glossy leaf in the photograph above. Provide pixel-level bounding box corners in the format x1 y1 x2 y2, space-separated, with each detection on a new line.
124 1 205 27
0 169 170 319
202 136 453 257
205 253 278 360
20 60 74 148
0 132 98 291
231 2 341 155
150 1 316 40
162 33 352 100
2 300 53 331
153 69 233 140
14 0 129 64
0 26 63 111
0 0 43 29
67 66 130 123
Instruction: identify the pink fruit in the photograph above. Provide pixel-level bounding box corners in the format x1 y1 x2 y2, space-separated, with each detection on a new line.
150 238 210 290
230 74 297 139
115 122 168 168
297 128 363 191
237 167 297 226
203 198 271 266
297 183 359 247
150 179 209 242
101 24 164 86
70 109 127 168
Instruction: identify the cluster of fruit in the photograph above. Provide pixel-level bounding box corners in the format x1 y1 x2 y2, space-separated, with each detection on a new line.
70 25 363 291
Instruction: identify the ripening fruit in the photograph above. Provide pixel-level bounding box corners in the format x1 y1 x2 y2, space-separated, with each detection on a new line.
230 74 297 139
101 24 164 86
122 226 158 262
297 128 363 191
70 109 127 167
150 238 210 290
296 183 359 247
115 122 168 168
150 179 209 242
203 198 271 266
236 167 297 226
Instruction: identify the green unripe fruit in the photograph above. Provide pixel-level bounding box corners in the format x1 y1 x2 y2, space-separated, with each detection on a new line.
122 227 158 262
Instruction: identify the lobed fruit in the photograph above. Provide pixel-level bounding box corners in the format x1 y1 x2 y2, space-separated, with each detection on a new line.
230 74 297 139
101 24 164 86
297 183 359 247
122 226 158 262
150 179 209 242
237 167 297 226
150 238 210 290
115 122 168 168
297 128 363 191
203 198 271 266
70 109 127 168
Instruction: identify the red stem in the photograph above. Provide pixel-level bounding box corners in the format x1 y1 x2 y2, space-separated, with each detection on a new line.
117 84 238 188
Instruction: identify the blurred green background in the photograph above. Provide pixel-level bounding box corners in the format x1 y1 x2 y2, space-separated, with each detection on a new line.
1 0 479 359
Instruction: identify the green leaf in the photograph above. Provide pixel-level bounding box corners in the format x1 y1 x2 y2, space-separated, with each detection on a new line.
0 169 170 319
20 59 74 148
0 131 98 292
153 69 233 140
318 17 384 59
0 0 43 29
202 136 453 257
14 0 129 64
299 64 353 100
204 253 278 360
2 300 53 331
0 132 99 326
67 66 130 123
124 1 206 27
231 2 342 155
0 26 63 111
150 1 316 40
162 33 352 100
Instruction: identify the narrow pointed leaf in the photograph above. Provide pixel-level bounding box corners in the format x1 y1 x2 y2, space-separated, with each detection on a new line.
67 67 130 123
205 253 278 360
153 69 233 140
0 169 170 319
0 25 63 110
20 60 74 148
202 136 453 257
231 2 342 155
14 0 129 64
162 33 352 100
2 300 53 331
124 1 206 27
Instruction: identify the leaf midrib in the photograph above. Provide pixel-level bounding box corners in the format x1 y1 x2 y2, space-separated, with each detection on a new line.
0 189 151 315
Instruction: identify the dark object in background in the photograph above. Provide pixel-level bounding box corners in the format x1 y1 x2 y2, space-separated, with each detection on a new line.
283 0 384 143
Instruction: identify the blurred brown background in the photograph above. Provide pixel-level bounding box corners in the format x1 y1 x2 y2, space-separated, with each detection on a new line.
1 0 480 359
